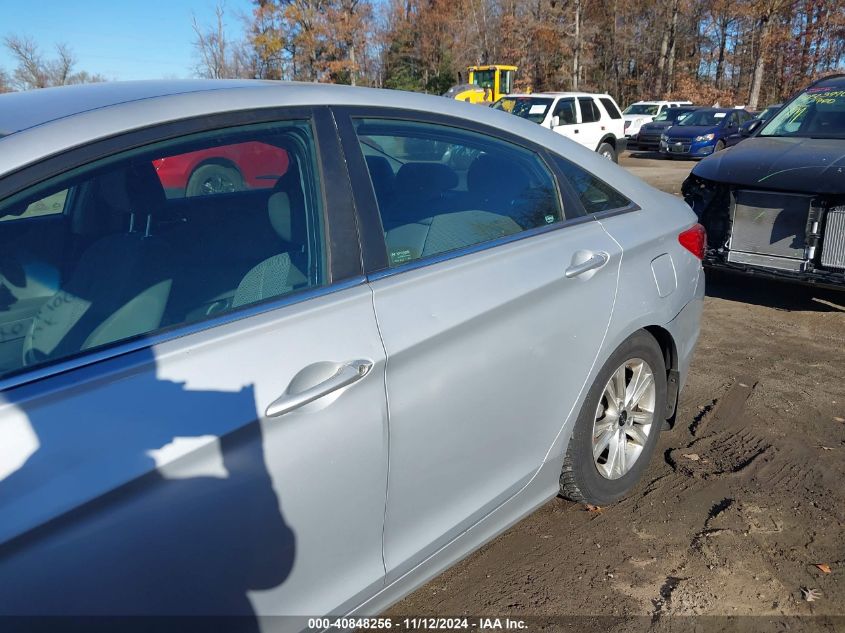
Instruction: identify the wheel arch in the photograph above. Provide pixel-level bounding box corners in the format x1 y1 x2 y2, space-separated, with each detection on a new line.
596 134 617 151
188 157 242 179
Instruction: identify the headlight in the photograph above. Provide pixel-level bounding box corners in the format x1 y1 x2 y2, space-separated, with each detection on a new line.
660 133 669 142
694 133 715 142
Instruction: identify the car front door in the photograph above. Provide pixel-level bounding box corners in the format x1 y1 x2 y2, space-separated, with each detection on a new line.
336 110 622 581
550 97 583 146
0 109 388 624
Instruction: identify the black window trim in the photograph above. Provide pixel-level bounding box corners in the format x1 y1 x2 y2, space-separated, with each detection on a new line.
331 105 598 276
0 105 364 393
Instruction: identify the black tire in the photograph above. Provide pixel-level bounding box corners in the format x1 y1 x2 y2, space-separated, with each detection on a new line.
597 142 617 163
713 139 726 153
185 163 244 197
560 330 667 506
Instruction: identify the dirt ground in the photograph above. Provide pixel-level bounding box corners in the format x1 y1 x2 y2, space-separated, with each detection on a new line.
388 151 845 630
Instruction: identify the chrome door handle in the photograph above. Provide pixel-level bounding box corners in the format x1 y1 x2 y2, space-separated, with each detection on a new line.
265 359 373 418
565 252 609 278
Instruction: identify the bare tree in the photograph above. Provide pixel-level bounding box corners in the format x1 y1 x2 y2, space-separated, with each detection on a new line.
192 3 244 78
747 0 787 110
0 67 11 93
5 35 49 89
3 36 104 90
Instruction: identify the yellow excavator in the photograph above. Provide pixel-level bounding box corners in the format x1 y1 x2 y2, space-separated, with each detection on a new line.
444 65 518 104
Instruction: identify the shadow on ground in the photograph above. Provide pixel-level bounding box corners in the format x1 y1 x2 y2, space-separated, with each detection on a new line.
705 270 845 312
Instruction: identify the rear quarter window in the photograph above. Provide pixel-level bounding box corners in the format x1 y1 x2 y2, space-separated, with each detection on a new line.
599 98 622 119
552 155 632 214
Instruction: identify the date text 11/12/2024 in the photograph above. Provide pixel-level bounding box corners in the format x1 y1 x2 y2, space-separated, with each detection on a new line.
307 617 528 630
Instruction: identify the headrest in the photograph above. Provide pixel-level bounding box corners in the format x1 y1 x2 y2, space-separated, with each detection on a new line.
97 162 167 218
467 154 529 201
395 163 458 197
268 191 292 242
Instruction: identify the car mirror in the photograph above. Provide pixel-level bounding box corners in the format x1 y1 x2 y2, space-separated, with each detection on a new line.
550 116 560 128
740 119 762 137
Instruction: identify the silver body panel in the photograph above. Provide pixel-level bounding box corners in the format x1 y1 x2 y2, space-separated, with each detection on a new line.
0 81 704 629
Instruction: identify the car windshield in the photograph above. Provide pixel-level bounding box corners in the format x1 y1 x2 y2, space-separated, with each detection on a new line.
677 110 728 126
623 104 659 115
492 97 554 124
654 109 693 123
759 81 845 139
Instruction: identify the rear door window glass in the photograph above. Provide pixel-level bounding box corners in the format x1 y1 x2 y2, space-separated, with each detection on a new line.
578 98 600 123
354 118 563 266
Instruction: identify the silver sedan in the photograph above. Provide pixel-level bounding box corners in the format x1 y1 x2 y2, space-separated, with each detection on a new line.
0 81 704 629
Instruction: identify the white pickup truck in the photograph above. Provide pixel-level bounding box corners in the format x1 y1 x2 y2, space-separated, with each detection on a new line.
623 100 693 140
492 92 627 162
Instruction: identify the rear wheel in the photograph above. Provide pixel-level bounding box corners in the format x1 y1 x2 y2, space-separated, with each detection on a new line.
560 330 667 505
597 142 617 163
186 163 244 197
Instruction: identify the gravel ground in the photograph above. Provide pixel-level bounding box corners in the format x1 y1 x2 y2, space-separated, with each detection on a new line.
388 150 845 631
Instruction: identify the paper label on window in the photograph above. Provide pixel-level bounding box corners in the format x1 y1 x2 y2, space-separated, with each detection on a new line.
529 104 546 114
713 112 726 118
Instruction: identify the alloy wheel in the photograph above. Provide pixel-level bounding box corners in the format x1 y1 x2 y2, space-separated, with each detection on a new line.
591 358 656 480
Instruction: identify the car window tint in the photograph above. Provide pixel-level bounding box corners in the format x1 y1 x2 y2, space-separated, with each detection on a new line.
599 97 622 119
154 141 291 199
553 99 577 124
552 155 632 214
0 189 69 222
578 98 600 123
354 118 562 267
0 120 325 382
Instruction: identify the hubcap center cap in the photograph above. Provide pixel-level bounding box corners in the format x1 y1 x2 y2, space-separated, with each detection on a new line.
619 410 628 426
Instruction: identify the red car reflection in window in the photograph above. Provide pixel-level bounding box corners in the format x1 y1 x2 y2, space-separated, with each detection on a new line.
152 142 290 198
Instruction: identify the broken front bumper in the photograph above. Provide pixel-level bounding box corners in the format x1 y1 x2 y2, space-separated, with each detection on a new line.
683 177 845 290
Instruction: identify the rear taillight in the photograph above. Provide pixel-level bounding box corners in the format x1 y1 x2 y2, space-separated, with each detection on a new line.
678 223 707 259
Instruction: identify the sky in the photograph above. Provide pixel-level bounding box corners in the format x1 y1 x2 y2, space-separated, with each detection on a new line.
0 0 256 81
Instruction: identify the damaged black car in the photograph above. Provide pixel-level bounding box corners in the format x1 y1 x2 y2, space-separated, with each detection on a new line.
683 74 845 290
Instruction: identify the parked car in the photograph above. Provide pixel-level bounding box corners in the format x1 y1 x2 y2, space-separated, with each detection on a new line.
755 103 783 122
623 100 693 141
635 106 699 150
659 107 753 158
0 80 704 628
737 102 784 142
153 141 290 198
683 74 845 289
492 92 627 161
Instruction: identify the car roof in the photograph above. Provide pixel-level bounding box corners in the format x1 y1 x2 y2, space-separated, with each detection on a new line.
0 80 599 176
504 92 607 98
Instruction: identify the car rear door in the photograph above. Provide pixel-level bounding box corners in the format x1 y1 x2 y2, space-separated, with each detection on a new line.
0 108 388 624
335 108 621 581
577 97 605 151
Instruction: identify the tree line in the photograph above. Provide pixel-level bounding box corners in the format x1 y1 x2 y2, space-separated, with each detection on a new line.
194 0 844 109
2 0 843 110
0 36 105 93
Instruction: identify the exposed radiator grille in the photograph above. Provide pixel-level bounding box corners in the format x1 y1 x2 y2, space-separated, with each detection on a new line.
821 206 845 270
728 190 810 260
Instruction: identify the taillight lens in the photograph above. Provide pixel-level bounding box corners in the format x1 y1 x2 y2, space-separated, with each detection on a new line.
678 224 707 259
